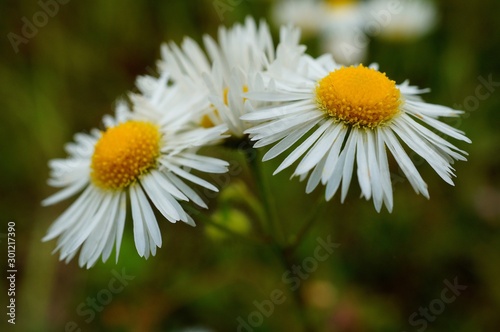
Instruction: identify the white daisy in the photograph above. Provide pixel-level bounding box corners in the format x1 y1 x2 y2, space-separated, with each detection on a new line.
272 0 438 64
42 77 229 268
272 0 369 64
159 17 303 137
242 56 471 212
367 0 438 41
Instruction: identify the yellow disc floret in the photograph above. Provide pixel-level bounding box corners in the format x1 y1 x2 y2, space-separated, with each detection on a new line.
316 65 401 128
91 121 161 190
326 0 357 7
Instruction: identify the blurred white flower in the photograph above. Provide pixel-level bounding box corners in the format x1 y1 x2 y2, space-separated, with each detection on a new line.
272 0 438 64
368 0 438 41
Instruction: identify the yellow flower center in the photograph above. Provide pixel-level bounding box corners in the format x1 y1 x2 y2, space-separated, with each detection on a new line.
326 0 357 7
315 65 401 128
91 121 161 190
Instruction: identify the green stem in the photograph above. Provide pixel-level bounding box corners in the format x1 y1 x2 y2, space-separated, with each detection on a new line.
237 138 322 331
244 144 285 246
287 195 326 253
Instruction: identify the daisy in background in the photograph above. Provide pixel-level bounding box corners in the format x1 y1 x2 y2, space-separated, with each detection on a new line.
272 0 438 65
42 74 229 268
159 17 304 137
273 0 367 64
367 0 437 41
242 53 471 212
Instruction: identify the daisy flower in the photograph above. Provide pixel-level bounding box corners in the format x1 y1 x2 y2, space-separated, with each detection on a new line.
159 17 304 137
242 56 471 212
273 0 369 64
272 0 438 64
42 76 229 268
367 0 437 42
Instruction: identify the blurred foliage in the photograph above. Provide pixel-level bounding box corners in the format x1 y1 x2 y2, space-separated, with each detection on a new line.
1 0 500 331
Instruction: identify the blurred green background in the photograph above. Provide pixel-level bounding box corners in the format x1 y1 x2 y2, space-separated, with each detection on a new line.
1 0 500 331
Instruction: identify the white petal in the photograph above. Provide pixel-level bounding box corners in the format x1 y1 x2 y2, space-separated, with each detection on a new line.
42 178 88 206
321 126 348 184
295 121 343 175
340 131 357 202
381 129 429 198
274 120 331 174
114 192 127 263
325 147 347 201
141 174 181 222
161 161 219 192
149 169 188 201
375 129 394 212
365 130 383 212
166 173 207 210
263 117 323 162
306 154 327 194
134 184 162 248
356 131 371 200
130 186 147 257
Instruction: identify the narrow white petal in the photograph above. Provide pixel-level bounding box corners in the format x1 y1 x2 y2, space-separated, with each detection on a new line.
42 186 95 241
366 130 383 212
340 132 357 202
404 99 462 117
100 193 122 263
392 121 455 185
325 148 347 201
130 186 147 257
263 118 323 162
356 131 371 200
114 192 127 263
420 115 471 143
80 194 120 267
66 191 114 255
161 161 218 192
166 173 207 209
321 127 348 184
400 115 468 160
42 178 88 206
170 156 228 174
246 111 323 137
149 169 188 201
141 174 181 222
381 129 429 198
306 154 327 194
375 129 394 212
295 122 343 175
135 185 162 248
274 120 331 175
245 90 311 102
241 99 313 121
52 189 103 252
